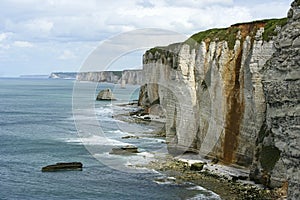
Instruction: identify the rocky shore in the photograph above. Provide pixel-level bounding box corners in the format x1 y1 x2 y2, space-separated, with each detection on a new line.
146 155 287 200
114 103 287 199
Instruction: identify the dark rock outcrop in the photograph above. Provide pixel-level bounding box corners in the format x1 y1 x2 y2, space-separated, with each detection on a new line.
109 145 139 155
41 162 83 172
121 135 140 139
190 162 205 171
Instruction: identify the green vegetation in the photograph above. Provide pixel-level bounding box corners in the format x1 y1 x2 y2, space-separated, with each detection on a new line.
185 18 287 49
147 18 288 54
262 18 288 41
112 71 122 77
147 43 182 55
148 46 165 54
185 27 239 49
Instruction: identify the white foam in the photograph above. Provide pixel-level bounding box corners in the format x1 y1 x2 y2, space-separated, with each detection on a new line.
64 135 129 146
187 193 221 200
187 186 208 191
187 186 221 200
95 107 113 116
137 152 154 158
107 130 128 135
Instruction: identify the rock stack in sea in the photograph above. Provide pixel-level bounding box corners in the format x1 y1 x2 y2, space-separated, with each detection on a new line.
96 88 116 101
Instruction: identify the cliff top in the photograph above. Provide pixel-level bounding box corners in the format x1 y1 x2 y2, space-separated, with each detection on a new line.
188 18 287 49
147 17 287 54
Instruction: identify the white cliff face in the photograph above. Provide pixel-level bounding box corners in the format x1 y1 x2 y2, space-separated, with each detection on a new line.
139 6 300 195
76 71 121 83
76 70 143 85
121 70 143 85
140 23 276 164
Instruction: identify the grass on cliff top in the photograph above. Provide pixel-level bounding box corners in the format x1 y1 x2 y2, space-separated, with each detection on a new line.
147 18 287 54
147 42 182 55
185 17 287 49
112 71 122 77
186 27 239 49
262 18 288 41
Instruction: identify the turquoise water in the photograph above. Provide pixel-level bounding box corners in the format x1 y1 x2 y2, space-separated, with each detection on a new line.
0 78 220 200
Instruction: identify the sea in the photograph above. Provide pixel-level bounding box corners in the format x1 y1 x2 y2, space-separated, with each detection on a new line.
0 78 221 200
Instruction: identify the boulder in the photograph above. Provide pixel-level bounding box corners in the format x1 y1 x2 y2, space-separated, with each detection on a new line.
96 88 116 101
190 162 205 171
109 145 139 155
41 162 83 172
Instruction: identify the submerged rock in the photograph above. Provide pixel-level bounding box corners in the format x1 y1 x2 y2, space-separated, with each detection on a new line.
41 162 83 172
121 135 140 139
96 88 116 101
109 145 139 155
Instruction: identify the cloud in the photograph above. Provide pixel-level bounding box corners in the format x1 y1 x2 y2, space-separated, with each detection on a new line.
137 0 155 8
165 0 233 8
0 33 8 42
58 50 76 60
0 0 291 43
0 0 292 76
13 40 34 48
24 19 53 33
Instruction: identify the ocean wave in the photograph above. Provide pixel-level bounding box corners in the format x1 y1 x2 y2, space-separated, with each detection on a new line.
106 130 128 135
63 135 130 146
187 186 221 200
95 107 113 116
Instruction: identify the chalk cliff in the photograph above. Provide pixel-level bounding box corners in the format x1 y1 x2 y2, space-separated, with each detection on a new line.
49 72 77 79
76 71 122 83
121 70 143 85
138 1 299 197
76 70 142 85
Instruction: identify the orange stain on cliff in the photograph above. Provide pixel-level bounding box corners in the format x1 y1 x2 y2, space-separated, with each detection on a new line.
221 21 266 164
223 46 245 164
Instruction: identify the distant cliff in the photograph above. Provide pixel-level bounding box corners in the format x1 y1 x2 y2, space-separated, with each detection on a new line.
76 71 122 83
49 72 77 79
121 70 143 85
76 70 143 85
138 0 299 197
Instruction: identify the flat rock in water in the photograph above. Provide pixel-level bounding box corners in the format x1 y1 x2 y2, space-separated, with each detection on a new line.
41 162 83 172
109 145 139 155
121 135 140 139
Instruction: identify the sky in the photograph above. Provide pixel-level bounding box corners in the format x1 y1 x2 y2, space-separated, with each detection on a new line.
0 0 293 77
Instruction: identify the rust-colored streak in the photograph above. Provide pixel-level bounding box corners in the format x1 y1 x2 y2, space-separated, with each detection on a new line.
232 21 266 39
223 48 245 164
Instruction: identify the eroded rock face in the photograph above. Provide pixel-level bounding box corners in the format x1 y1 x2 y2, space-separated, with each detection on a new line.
139 2 299 197
258 1 300 198
121 70 143 85
139 23 276 166
77 71 121 83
